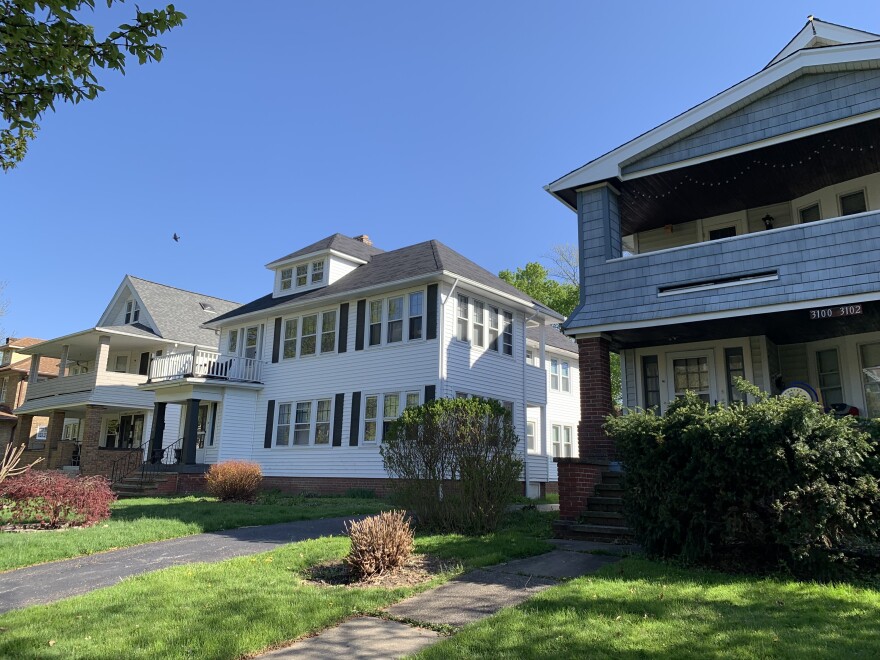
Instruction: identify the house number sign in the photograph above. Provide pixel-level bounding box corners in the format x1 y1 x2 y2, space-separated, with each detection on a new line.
809 304 863 320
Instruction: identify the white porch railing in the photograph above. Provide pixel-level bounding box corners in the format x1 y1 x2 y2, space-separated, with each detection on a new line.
148 350 264 383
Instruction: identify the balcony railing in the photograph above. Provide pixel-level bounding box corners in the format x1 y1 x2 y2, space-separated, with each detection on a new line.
148 350 264 384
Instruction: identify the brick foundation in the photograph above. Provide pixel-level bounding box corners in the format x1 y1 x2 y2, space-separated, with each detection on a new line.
556 459 605 521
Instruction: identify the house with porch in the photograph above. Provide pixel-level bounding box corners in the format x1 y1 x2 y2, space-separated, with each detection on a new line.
545 18 880 525
0 338 59 455
140 233 580 496
12 276 239 477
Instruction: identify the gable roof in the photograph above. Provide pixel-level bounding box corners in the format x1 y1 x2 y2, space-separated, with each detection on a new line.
2 337 43 350
767 18 880 68
546 18 880 205
526 325 577 355
212 240 559 324
1 356 60 376
265 233 384 268
125 277 241 347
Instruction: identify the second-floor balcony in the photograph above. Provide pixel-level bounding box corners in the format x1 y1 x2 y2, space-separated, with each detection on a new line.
570 209 880 335
148 350 264 384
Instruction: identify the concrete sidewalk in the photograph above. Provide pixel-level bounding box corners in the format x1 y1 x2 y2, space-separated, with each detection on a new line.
260 539 632 659
0 516 362 614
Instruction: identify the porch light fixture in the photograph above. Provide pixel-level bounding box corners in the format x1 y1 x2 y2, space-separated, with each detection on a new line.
762 214 774 230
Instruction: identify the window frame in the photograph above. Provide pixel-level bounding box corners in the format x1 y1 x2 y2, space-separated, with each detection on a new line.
408 291 423 340
364 288 428 348
282 318 298 360
0 376 7 403
472 300 485 347
275 397 335 448
361 390 418 444
560 361 571 393
311 260 325 284
838 189 868 217
456 294 469 342
295 264 308 287
551 424 561 457
797 201 822 224
526 420 537 453
815 347 845 407
550 358 560 390
502 311 513 356
280 268 293 291
386 296 404 344
124 299 140 325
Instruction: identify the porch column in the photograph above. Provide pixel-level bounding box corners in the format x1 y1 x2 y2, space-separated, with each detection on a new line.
148 402 167 463
15 413 34 446
183 398 200 465
58 345 69 378
577 336 616 460
95 335 111 374
28 355 41 383
79 405 106 476
45 410 66 468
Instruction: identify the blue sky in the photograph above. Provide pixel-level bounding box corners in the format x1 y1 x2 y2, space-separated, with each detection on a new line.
2 1 878 339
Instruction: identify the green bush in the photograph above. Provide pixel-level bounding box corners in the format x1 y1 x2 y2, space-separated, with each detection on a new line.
381 397 523 534
607 384 880 574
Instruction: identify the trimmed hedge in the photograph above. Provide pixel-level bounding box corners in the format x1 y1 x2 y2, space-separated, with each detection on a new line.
607 384 880 573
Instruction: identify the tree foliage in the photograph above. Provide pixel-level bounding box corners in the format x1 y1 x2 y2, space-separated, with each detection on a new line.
0 0 186 169
381 397 522 534
607 384 880 576
498 261 579 317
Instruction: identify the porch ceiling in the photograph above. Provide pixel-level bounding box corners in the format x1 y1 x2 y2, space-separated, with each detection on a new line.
618 117 880 234
607 300 880 350
21 327 166 361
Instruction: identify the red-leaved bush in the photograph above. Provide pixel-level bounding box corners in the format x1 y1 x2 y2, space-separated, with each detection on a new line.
205 461 262 501
0 471 116 528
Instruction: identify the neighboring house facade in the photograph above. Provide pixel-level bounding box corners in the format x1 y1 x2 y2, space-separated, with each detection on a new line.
545 18 880 519
13 276 239 475
140 234 579 495
0 338 59 454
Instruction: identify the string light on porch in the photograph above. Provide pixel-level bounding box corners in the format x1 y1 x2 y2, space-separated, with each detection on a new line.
622 137 878 201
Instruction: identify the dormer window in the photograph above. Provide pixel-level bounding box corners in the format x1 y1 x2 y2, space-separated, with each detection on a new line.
296 264 308 287
124 300 140 324
280 268 293 291
311 260 325 284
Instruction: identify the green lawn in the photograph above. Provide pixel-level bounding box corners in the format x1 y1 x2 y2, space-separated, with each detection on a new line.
0 510 555 659
417 558 880 659
0 495 389 571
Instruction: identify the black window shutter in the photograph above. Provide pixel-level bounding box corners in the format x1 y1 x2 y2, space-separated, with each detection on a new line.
338 303 349 353
349 391 361 446
426 284 438 340
263 400 275 448
355 300 366 350
271 317 282 363
332 393 344 446
424 384 436 402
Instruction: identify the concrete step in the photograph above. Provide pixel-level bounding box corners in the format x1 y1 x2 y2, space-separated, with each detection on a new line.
569 524 635 543
601 471 623 484
586 496 624 513
595 483 623 495
580 510 628 527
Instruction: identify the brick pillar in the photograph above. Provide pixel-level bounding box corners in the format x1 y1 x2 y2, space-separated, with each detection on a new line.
577 336 616 461
79 405 106 476
15 414 34 446
45 410 66 468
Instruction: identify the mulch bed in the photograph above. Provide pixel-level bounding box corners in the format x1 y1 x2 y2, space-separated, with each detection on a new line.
304 553 451 589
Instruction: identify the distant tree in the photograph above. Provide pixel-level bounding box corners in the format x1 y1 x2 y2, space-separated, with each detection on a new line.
0 1 186 170
500 249 622 406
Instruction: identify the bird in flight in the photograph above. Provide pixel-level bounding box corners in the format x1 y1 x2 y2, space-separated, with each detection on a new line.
173 233 180 242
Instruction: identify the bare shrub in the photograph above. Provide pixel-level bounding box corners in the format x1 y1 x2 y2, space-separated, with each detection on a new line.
205 461 263 501
345 510 414 578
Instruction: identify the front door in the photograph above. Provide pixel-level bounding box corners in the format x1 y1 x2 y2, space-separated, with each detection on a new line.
195 404 211 463
666 351 716 405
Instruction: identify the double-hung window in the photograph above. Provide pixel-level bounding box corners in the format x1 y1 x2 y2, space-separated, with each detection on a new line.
283 319 298 359
472 301 485 347
405 391 420 409
301 315 318 356
278 399 333 446
383 393 400 438
314 399 331 445
550 359 559 390
502 311 513 355
296 264 308 287
280 268 293 291
311 260 325 284
387 296 404 343
293 402 312 445
526 421 536 452
551 425 561 457
320 311 336 353
409 292 423 340
457 295 469 341
124 300 140 324
562 426 573 457
369 300 382 346
488 307 500 351
276 404 292 446
228 329 238 354
364 395 379 442
816 349 844 406
561 362 570 393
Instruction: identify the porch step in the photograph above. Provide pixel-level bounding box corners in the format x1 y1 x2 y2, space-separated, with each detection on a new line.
112 474 170 498
568 523 636 543
601 471 623 484
594 483 623 496
579 510 628 527
585 496 624 513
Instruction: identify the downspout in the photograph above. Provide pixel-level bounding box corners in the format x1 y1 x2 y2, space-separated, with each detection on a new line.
522 311 538 497
439 278 460 399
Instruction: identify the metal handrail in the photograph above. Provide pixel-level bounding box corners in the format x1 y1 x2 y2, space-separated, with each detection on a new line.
109 437 185 485
109 448 145 485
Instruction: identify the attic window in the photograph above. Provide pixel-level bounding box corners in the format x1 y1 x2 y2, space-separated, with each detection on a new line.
200 302 216 312
280 268 293 291
311 260 325 284
125 300 140 324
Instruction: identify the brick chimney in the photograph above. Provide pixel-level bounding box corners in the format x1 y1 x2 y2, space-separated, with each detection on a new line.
353 234 372 246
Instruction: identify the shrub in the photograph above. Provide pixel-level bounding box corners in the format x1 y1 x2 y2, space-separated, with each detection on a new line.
344 488 376 499
345 510 414 578
205 461 262 501
607 384 880 574
0 470 115 528
381 397 523 534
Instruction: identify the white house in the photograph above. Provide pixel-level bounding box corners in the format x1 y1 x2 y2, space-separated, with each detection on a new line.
141 233 580 497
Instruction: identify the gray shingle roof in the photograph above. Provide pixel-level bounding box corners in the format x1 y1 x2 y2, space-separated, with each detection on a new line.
266 233 384 267
213 240 557 324
127 277 241 347
526 325 578 355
